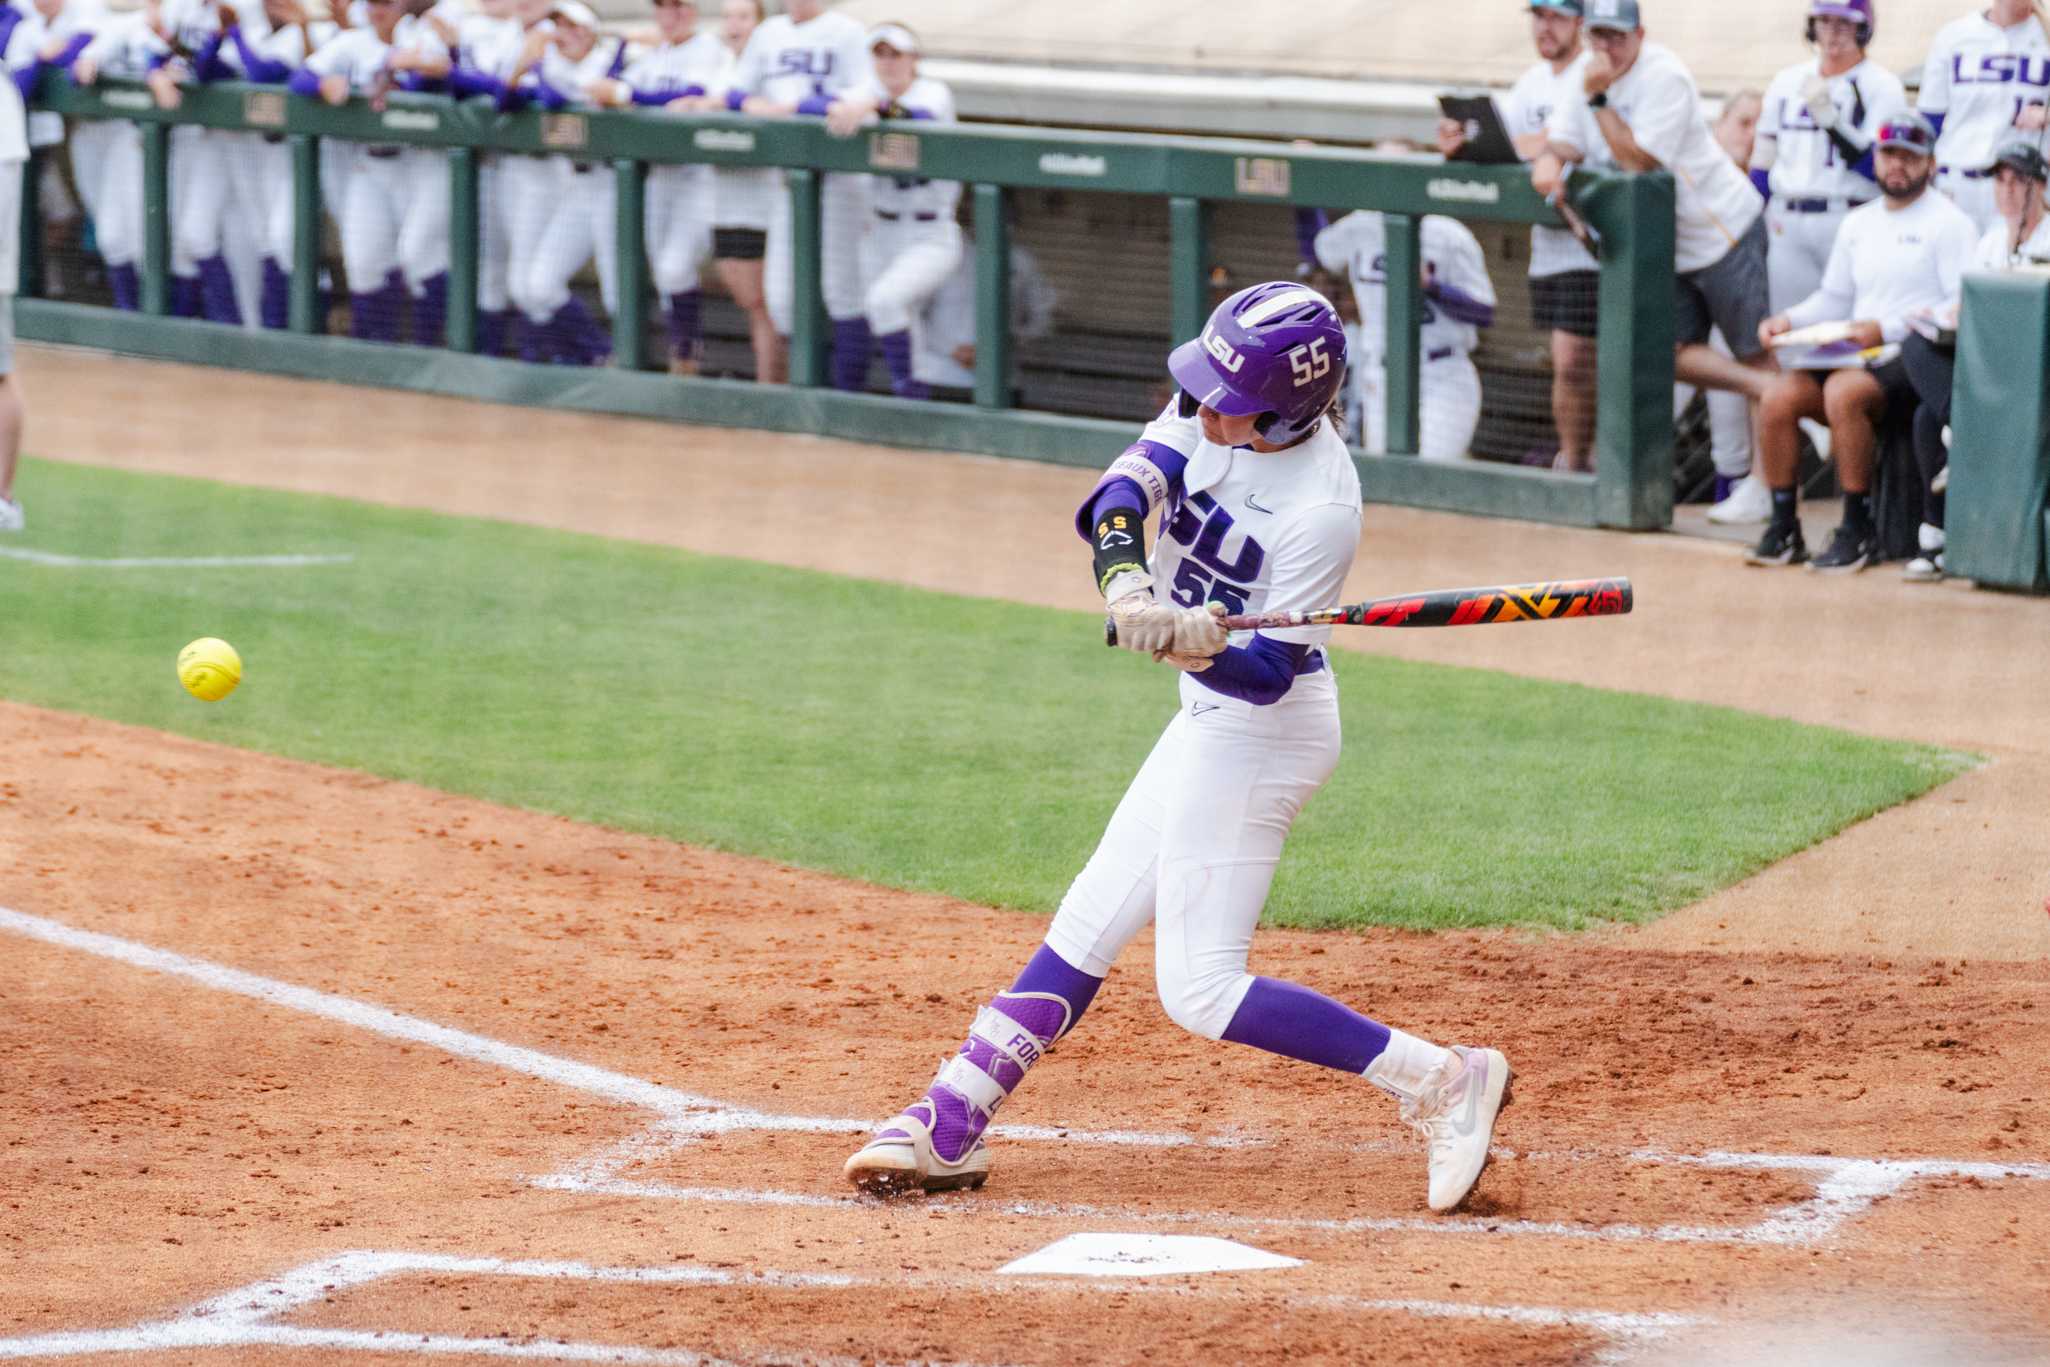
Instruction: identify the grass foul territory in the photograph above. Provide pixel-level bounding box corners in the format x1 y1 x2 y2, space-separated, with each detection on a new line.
0 461 1973 931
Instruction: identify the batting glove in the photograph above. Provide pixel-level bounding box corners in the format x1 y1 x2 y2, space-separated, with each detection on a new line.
1801 75 1839 130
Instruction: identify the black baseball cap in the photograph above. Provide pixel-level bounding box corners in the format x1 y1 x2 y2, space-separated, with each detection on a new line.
1993 138 2050 183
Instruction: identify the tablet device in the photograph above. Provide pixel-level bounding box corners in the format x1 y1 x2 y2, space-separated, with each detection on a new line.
1438 93 1522 165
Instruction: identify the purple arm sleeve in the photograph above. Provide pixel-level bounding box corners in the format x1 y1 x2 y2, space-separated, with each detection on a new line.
1191 634 1312 707
1071 437 1189 539
447 64 500 98
1075 476 1147 541
1424 280 1494 328
1925 112 1945 139
1294 207 1330 267
794 93 831 116
286 66 321 96
1748 166 1771 198
190 33 229 81
528 73 569 108
12 63 35 102
393 71 432 93
230 30 291 83
723 86 746 111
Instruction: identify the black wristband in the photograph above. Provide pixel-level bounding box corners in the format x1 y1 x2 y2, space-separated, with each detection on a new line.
1091 506 1147 595
1587 91 1608 110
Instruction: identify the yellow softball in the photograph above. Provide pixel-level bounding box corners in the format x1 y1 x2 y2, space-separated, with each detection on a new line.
177 637 243 702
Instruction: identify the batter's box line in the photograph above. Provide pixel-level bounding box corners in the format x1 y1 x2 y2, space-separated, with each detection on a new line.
0 1248 1708 1365
535 1120 2050 1251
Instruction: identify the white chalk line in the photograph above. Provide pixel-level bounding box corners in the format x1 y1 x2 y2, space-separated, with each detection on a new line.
0 1249 1707 1363
0 548 355 568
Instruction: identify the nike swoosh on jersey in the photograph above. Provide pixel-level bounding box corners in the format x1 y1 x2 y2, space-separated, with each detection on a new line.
1246 494 1275 514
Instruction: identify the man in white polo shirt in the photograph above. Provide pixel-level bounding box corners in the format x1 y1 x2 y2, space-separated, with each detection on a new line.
1540 0 1776 414
1748 112 1978 573
0 45 25 533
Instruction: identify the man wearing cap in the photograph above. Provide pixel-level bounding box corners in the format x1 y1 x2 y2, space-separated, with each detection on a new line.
1893 137 2050 580
1749 111 1979 572
1542 0 1778 426
1441 1 1598 471
1754 2 1904 313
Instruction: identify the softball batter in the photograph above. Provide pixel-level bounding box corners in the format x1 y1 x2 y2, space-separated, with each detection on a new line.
844 282 1512 1214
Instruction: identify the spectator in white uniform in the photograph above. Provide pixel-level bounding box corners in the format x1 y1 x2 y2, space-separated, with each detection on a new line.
910 232 1057 397
1748 112 1979 573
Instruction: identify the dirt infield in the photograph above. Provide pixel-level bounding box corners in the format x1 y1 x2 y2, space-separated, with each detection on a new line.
5 345 2049 1364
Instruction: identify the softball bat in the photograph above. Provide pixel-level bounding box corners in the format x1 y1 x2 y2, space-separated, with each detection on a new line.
1105 576 1632 646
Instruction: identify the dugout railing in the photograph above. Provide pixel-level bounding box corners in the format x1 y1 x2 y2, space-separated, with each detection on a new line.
20 80 1679 530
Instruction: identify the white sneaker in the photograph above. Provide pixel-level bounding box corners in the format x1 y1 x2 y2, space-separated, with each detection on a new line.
1706 473 1771 525
1903 553 1945 583
1799 418 1833 463
1403 1046 1512 1213
0 496 21 532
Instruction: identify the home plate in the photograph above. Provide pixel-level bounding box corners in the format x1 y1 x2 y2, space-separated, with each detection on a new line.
997 1233 1302 1278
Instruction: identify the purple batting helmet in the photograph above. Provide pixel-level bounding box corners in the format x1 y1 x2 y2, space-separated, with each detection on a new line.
1806 0 1873 48
1167 282 1348 445
1874 109 1936 157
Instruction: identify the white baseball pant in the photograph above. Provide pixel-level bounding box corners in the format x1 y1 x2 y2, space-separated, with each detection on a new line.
521 160 619 319
495 153 558 320
1764 203 1849 314
1043 668 1342 1041
1358 352 1483 462
1935 169 1998 236
336 146 411 289
72 119 144 269
645 161 713 297
764 169 869 333
861 215 961 335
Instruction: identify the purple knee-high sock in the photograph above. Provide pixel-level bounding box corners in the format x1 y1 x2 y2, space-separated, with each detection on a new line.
830 316 873 392
413 272 448 348
197 255 241 325
109 263 140 311
558 296 611 364
665 290 702 366
880 943 1103 1166
876 328 929 399
519 310 554 364
1220 977 1393 1074
349 291 381 341
258 258 289 330
477 309 509 358
169 273 201 319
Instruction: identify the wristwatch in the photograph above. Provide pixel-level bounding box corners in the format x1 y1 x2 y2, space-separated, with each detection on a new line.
1587 91 1608 110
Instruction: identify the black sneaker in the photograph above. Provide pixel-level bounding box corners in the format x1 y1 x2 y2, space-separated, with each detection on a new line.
1744 522 1808 566
1809 522 1880 573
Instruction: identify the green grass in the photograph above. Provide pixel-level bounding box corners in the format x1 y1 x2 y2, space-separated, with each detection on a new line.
0 460 1975 931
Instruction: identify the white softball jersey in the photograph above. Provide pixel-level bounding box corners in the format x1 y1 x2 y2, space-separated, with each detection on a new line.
1503 53 1599 278
1784 191 1981 342
1972 211 2050 269
862 74 960 220
80 9 165 80
1311 210 1494 362
725 8 871 106
1547 41 1761 273
1755 57 1907 202
619 27 724 101
538 34 626 102
1918 11 2050 175
1109 401 1362 653
705 35 774 231
305 26 399 91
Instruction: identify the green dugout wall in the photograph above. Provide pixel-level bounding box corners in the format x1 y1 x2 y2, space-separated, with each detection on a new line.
21 80 1678 530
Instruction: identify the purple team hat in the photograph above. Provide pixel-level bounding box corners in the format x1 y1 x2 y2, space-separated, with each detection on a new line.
1167 282 1349 445
1874 110 1936 157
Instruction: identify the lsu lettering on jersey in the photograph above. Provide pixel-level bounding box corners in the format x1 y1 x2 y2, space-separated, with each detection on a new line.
1918 11 2050 171
1756 58 1906 200
725 8 870 106
1096 401 1361 651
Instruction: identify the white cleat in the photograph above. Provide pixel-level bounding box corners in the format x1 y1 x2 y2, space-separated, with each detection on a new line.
0 496 22 533
843 1093 991 1197
1706 473 1771 526
1404 1046 1512 1213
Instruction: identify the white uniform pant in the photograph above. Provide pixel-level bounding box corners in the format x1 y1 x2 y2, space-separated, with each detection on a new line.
1673 326 1754 479
764 169 868 333
1044 668 1341 1040
1358 352 1482 462
231 132 295 266
861 214 961 335
1935 169 1999 236
73 119 144 269
494 154 562 318
1764 201 1850 314
645 161 713 297
520 160 618 320
338 147 448 292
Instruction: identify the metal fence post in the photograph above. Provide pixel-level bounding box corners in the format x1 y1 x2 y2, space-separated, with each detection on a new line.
612 158 647 370
447 147 480 353
787 167 824 387
288 134 322 333
973 183 1011 409
1382 212 1421 456
17 150 39 298
1585 171 1676 528
1169 195 1209 348
141 121 170 315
